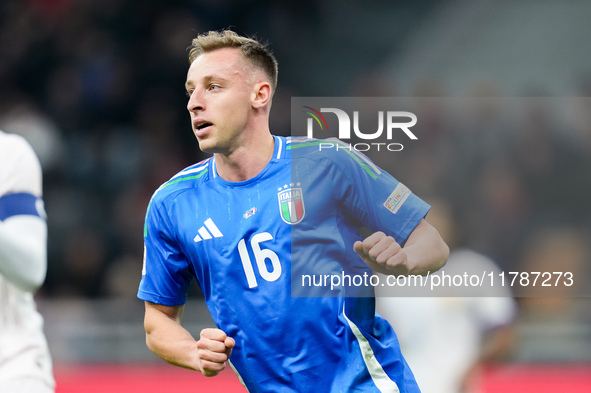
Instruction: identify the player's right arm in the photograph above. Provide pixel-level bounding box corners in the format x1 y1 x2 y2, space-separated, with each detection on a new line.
0 132 47 292
0 216 47 292
144 301 235 377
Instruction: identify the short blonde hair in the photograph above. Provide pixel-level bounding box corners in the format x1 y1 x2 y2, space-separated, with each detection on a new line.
188 30 278 92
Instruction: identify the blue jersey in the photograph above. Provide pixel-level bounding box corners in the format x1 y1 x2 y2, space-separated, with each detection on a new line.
138 136 430 392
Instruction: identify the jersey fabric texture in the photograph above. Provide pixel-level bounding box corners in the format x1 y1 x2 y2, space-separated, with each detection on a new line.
138 136 430 392
0 131 55 389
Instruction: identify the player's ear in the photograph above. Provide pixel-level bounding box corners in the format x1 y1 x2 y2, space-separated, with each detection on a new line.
251 81 272 109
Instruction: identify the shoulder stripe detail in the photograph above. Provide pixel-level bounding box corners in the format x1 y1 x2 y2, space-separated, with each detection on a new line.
144 168 209 237
169 162 209 180
343 303 400 393
164 171 208 188
288 136 314 144
288 140 380 180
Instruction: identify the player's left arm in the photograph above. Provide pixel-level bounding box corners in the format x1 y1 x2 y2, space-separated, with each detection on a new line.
354 218 448 276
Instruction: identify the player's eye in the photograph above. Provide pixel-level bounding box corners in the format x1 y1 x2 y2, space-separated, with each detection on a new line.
185 89 194 97
208 84 220 91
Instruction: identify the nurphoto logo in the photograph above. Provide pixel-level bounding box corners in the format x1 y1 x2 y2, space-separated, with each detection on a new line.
302 106 418 152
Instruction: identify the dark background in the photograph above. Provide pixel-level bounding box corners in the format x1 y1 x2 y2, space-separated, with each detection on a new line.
1 0 590 367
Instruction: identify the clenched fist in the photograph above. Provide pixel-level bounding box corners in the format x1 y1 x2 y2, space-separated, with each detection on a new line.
196 328 235 377
354 231 411 276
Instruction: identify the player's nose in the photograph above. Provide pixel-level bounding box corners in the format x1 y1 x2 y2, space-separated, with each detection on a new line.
187 90 204 112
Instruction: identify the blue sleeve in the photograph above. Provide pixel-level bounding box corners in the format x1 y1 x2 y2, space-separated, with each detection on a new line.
0 192 45 221
137 199 193 306
329 148 430 244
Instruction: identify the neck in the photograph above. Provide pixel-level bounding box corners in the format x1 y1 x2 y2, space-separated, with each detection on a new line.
214 133 275 182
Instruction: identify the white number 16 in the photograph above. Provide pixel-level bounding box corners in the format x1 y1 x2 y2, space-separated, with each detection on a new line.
237 232 282 288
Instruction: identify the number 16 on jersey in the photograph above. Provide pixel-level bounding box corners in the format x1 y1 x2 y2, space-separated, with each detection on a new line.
237 232 282 288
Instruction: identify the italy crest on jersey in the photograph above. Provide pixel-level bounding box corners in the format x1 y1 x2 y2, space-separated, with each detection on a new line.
277 184 305 225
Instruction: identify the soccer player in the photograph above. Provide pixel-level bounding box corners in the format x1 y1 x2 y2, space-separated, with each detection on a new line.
0 131 55 392
138 30 449 392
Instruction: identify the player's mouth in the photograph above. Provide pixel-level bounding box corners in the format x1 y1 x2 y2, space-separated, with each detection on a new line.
194 121 213 135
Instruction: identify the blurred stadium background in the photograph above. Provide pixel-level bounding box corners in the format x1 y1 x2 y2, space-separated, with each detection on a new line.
1 0 590 391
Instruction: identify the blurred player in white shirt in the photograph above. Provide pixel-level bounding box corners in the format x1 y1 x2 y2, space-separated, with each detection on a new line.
377 200 516 393
0 131 55 392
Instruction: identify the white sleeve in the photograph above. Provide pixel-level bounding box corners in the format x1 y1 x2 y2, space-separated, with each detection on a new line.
0 131 48 292
451 249 517 329
0 216 47 292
